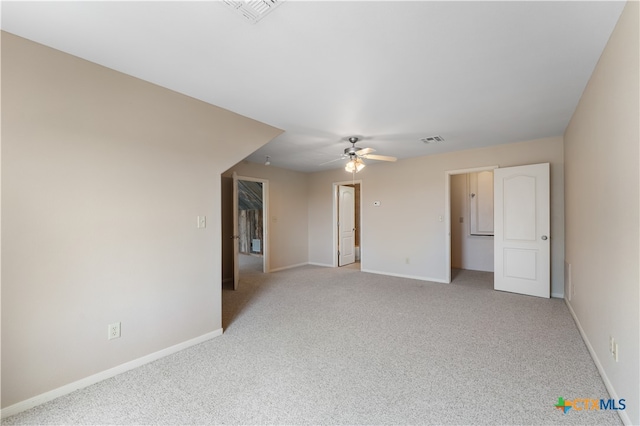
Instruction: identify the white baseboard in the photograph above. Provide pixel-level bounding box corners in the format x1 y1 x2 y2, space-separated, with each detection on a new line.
565 300 631 426
268 262 309 273
361 268 448 284
1 329 223 419
551 292 564 299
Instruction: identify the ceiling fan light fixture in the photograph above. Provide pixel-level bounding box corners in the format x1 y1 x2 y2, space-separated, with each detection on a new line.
345 157 365 173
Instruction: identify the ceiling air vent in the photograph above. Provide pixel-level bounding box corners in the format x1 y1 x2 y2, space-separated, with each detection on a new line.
223 0 283 24
421 135 445 144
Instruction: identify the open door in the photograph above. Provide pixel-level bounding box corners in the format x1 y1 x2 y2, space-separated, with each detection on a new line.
231 174 269 289
494 163 550 298
232 172 240 290
338 185 356 266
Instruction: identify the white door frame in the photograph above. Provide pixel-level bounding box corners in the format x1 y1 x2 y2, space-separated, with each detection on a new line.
332 179 362 267
444 165 498 283
233 173 270 283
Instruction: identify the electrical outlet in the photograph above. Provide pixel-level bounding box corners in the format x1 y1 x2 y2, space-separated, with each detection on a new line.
108 322 121 340
196 216 206 229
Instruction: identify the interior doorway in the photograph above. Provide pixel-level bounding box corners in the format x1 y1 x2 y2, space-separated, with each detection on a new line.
333 180 362 268
238 180 264 271
445 166 497 283
232 173 269 290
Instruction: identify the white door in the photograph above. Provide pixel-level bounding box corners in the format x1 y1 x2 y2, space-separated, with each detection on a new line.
232 172 240 290
494 163 550 298
338 185 356 266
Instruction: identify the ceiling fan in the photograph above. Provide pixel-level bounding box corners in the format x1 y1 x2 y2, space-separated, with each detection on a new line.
322 137 397 173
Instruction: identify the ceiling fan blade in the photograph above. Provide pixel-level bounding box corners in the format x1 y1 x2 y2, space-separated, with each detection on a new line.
362 154 397 162
355 147 375 156
318 157 345 166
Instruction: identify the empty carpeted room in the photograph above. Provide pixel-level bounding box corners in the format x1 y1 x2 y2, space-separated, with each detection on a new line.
1 1 638 425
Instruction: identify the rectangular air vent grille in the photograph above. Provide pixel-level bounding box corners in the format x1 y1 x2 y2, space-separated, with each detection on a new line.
223 0 283 24
421 135 445 144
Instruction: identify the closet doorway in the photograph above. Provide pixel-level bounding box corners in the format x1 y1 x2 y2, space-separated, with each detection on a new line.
445 166 497 283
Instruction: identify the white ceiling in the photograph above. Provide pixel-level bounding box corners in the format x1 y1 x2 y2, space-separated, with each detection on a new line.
1 1 626 172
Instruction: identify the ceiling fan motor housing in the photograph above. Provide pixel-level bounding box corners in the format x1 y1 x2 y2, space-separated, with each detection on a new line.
345 136 360 155
344 146 360 155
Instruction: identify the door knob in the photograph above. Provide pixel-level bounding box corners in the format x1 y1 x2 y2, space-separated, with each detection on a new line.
541 235 548 240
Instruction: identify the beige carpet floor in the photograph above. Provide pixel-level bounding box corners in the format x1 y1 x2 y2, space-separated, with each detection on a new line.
3 266 621 425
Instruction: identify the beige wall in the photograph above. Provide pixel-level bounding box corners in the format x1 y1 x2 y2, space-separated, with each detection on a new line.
308 137 565 295
221 161 309 278
564 1 639 424
1 33 281 408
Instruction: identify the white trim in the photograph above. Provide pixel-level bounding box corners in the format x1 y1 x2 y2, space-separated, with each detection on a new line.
565 300 630 426
1 329 223 419
551 292 564 299
269 262 308 273
361 268 448 284
444 166 499 284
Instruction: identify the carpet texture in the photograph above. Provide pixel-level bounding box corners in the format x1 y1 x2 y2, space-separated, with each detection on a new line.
3 266 621 425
